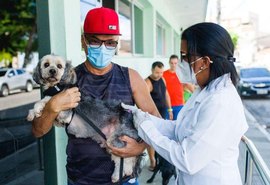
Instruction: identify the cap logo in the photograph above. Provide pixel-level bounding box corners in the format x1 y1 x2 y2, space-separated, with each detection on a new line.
109 25 117 30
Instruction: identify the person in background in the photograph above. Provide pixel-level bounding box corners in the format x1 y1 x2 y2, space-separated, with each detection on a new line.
183 83 195 102
163 55 184 120
31 7 160 185
145 61 173 173
145 61 173 120
119 22 248 185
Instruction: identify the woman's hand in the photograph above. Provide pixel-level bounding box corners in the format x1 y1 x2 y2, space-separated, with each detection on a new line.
121 103 151 129
107 136 147 158
47 87 81 113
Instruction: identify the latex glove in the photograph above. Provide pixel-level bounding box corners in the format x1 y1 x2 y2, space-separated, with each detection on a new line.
121 103 150 129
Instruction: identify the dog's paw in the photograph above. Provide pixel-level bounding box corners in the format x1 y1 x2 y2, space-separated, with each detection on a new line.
53 120 65 127
57 110 72 124
111 171 120 183
35 107 43 118
27 110 35 121
33 102 46 118
123 157 135 176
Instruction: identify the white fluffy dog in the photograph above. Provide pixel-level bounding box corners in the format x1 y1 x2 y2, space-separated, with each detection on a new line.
27 54 76 126
27 54 142 183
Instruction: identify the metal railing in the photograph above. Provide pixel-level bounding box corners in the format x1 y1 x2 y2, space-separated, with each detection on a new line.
242 136 270 185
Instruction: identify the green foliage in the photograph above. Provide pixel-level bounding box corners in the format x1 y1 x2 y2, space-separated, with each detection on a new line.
0 50 12 67
230 32 239 48
0 0 37 57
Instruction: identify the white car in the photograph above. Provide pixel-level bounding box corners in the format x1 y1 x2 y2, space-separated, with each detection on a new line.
0 68 35 97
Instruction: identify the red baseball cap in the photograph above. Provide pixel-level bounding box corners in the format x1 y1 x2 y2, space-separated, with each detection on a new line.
83 7 121 35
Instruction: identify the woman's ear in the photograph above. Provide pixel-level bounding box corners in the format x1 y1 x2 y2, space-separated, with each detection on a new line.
203 56 212 67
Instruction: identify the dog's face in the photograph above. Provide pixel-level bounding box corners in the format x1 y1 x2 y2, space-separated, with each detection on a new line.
33 54 76 89
40 55 66 84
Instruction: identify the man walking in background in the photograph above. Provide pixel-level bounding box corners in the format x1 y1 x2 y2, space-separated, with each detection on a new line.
163 55 184 120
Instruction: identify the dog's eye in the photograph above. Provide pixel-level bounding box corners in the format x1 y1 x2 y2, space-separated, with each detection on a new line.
57 64 62 69
44 63 49 68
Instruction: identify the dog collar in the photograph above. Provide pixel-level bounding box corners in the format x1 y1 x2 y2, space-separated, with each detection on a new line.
43 84 75 96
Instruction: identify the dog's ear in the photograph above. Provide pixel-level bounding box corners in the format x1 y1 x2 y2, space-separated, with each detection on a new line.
60 60 77 85
32 61 43 85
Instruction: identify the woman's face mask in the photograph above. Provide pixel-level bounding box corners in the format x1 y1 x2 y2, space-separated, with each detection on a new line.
176 59 197 84
86 45 116 69
176 57 206 84
176 57 211 85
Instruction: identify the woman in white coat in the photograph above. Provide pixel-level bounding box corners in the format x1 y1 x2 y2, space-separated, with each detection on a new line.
110 22 248 185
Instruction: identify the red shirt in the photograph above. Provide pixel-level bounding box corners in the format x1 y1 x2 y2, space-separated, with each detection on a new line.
163 70 184 106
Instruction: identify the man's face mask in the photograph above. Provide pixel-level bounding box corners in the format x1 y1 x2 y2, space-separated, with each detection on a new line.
86 45 116 69
84 37 117 69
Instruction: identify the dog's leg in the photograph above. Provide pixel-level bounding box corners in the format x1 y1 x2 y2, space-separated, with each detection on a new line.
27 96 51 121
55 110 73 127
146 163 160 183
162 171 173 185
34 96 51 117
111 156 135 183
111 154 120 183
123 157 136 177
27 109 35 121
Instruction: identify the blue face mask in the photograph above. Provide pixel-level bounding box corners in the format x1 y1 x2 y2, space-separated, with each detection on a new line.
86 45 116 69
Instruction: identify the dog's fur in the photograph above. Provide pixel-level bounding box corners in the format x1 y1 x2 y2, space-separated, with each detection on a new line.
147 153 176 185
27 54 141 182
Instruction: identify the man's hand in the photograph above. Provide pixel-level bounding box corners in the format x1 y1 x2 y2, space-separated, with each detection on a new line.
169 111 173 120
47 87 81 113
107 136 147 158
32 87 81 138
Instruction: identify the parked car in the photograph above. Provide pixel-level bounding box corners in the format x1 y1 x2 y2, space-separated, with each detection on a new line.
0 68 35 97
237 67 270 97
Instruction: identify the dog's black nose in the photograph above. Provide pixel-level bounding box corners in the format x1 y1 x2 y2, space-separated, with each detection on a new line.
49 69 56 75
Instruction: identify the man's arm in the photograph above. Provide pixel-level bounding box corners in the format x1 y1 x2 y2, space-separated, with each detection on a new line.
144 78 153 93
32 87 81 137
130 69 160 117
163 78 173 120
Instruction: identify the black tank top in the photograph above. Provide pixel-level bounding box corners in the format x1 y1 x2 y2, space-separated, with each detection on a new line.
148 76 167 118
66 63 134 185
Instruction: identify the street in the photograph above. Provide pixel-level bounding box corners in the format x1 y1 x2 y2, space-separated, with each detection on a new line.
0 89 41 111
242 96 270 128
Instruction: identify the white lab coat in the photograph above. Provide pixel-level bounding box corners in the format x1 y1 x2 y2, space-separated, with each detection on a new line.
138 74 248 185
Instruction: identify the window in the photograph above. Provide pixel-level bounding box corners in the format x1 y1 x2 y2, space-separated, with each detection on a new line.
16 69 25 75
134 6 143 54
8 70 15 77
156 23 166 56
118 0 132 55
174 33 180 56
156 13 170 56
0 70 7 77
80 0 101 23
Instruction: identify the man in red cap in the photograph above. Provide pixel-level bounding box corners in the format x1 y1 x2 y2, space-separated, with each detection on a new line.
32 7 160 185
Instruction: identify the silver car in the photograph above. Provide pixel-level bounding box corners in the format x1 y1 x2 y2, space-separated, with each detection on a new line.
0 68 35 97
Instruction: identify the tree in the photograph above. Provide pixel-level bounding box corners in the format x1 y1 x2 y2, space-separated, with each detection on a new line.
0 0 37 67
230 32 239 48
